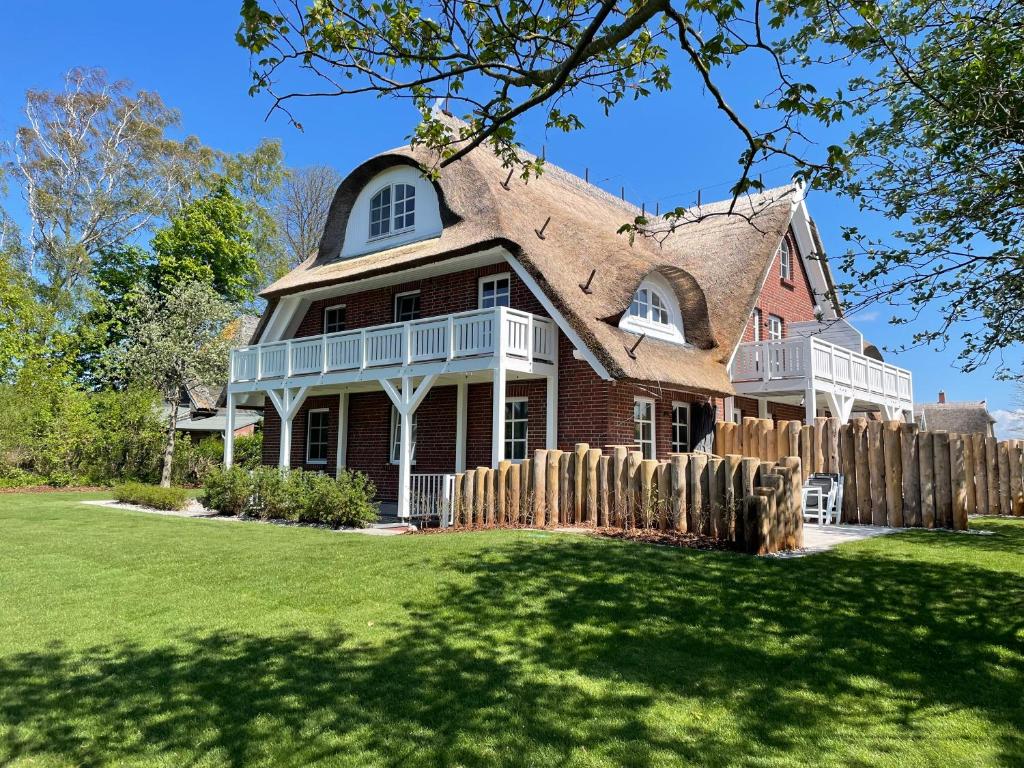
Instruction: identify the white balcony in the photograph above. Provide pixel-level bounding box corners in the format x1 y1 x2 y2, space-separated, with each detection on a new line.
228 307 557 390
730 337 913 421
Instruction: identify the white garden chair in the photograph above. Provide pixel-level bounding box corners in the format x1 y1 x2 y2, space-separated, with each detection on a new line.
802 473 844 525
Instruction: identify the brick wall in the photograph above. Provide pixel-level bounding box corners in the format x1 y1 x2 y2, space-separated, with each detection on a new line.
742 229 819 343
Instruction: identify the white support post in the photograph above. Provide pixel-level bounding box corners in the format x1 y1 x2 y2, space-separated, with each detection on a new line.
224 391 236 468
757 398 769 419
397 377 414 518
455 381 467 473
724 396 735 423
545 366 558 450
804 385 817 425
336 391 349 476
492 364 506 468
280 412 292 469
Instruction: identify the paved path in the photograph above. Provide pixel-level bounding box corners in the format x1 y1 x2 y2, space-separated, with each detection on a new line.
779 524 897 557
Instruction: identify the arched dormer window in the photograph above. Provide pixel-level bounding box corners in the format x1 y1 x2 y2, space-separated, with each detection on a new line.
369 183 416 239
620 274 686 344
778 236 792 281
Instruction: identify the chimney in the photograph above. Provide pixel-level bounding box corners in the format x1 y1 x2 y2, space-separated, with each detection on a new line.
938 390 946 404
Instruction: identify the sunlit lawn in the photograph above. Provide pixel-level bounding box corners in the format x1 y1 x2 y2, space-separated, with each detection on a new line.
1 491 1022 767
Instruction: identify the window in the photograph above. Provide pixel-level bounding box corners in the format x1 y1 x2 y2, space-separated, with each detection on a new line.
479 274 511 309
779 237 792 281
634 398 655 460
389 407 418 464
620 274 685 344
671 403 690 453
752 308 762 342
504 398 528 460
628 288 670 325
394 291 421 322
306 409 330 464
370 183 416 239
324 305 346 334
768 314 784 340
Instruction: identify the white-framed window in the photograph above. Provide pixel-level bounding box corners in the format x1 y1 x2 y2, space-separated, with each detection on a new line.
768 314 784 340
394 291 421 322
634 398 655 460
389 406 418 464
306 409 330 464
369 183 416 239
324 304 346 334
671 402 690 453
619 273 685 344
504 397 528 461
779 237 792 281
752 308 762 342
479 273 511 309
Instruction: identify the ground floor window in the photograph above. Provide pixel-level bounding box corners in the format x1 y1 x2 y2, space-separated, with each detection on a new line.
306 409 329 464
634 398 655 459
671 403 690 453
505 398 528 460
390 407 418 464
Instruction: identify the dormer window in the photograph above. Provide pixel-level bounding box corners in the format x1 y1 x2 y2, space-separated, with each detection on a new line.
369 183 415 239
620 274 686 344
779 237 792 281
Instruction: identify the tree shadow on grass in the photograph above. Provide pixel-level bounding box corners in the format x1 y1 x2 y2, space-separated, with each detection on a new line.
1 527 1023 767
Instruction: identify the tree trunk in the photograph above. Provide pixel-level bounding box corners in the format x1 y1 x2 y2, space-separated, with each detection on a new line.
161 399 177 488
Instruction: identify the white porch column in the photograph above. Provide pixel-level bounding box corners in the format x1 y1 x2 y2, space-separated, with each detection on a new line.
724 396 735 423
381 374 437 518
336 391 349 476
804 385 817 425
491 365 506 468
545 367 558 450
757 398 769 419
224 391 236 468
267 386 308 470
455 381 467 473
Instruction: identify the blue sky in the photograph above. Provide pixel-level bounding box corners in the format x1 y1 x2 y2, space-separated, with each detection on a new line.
1 1 1018 428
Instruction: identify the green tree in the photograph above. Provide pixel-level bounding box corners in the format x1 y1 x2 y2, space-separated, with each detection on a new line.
103 281 234 487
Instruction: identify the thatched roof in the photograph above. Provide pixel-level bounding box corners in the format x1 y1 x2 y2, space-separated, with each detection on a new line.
260 122 798 395
915 402 996 436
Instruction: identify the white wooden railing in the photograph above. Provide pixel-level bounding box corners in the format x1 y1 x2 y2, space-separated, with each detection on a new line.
730 337 913 408
409 473 456 526
230 307 556 383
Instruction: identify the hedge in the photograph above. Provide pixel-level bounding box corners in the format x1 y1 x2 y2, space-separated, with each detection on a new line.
114 482 190 511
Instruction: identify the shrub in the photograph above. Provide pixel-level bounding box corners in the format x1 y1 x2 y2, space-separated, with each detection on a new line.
249 466 291 520
114 482 189 511
234 432 263 470
201 466 252 516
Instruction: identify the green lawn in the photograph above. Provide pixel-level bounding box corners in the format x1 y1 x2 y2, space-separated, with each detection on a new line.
1 493 1022 767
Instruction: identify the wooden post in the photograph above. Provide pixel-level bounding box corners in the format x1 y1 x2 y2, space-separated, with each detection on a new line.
688 453 709 533
638 459 658 527
900 423 921 527
559 452 573 525
1009 441 1024 516
839 424 857 523
741 494 771 555
708 457 725 539
585 449 601 525
852 418 870 524
740 457 760 498
786 420 801 459
986 436 1000 515
546 450 562 527
775 420 790 463
626 450 643 527
867 420 886 526
724 454 741 540
825 417 840 474
496 460 511 526
799 425 814 482
612 445 629 526
573 443 588 523
453 472 465 528
998 440 1012 517
463 469 476 527
671 454 689 532
962 434 976 516
972 433 988 515
519 458 531 524
883 422 904 527
757 475 783 552
814 416 828 473
656 462 670 529
715 422 728 456
779 456 804 549
950 436 968 531
597 455 611 527
508 463 520 526
475 466 489 527
933 431 952 528
743 417 758 459
532 450 547 527
919 432 936 528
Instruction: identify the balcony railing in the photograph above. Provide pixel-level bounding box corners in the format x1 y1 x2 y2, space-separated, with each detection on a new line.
230 307 557 383
730 337 913 407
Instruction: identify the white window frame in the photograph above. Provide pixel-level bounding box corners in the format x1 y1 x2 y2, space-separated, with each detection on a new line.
389 406 417 465
504 396 529 461
671 402 691 453
619 273 686 345
323 304 347 335
752 308 762 342
768 314 784 340
305 408 330 465
393 290 421 322
478 272 511 309
634 397 656 460
779 237 793 281
369 182 416 241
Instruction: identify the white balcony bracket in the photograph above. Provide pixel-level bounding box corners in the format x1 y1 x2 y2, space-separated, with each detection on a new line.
267 386 309 469
882 403 903 421
824 390 855 424
381 374 438 518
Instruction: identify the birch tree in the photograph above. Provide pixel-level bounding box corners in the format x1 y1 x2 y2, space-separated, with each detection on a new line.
273 164 342 270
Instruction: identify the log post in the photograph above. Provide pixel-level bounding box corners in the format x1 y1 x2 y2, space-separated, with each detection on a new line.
475 466 489 527
741 494 771 555
559 452 573 525
519 458 531 524
688 453 709 534
463 469 476 527
453 472 465 528
573 443 588 523
723 454 741 540
986 436 1000 515
585 448 601 525
839 424 857 523
656 462 670 529
671 454 689 532
597 455 611 527
998 440 1012 517
496 460 511 526
825 417 841 474
799 425 814 482
626 450 643 528
612 445 629 526
775 420 790 463
787 420 801 459
867 420 886 526
740 457 760 498
933 431 952 528
852 418 870 524
743 417 758 459
508 463 521 526
883 421 904 527
900 423 921 526
814 416 828 473
715 422 728 456
962 434 976 516
532 450 547 527
546 450 562 527
779 456 804 549
708 456 725 539
756 476 783 552
919 432 935 528
950 436 968 531
1009 441 1024 516
972 433 988 515
639 459 659 528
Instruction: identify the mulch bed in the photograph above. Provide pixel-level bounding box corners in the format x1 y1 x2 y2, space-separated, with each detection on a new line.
0 485 106 494
414 524 734 551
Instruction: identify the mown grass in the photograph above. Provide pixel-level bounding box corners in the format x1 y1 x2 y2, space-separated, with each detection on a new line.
1 492 1022 767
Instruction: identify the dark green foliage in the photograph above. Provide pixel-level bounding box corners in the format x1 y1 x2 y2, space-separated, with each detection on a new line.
171 435 227 487
233 432 262 470
202 466 378 527
113 482 189 511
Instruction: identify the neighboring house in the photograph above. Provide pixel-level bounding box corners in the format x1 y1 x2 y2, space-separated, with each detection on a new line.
173 316 263 440
915 391 996 437
223 115 915 515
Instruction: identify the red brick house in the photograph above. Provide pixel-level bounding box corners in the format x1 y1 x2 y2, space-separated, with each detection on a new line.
224 123 914 515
